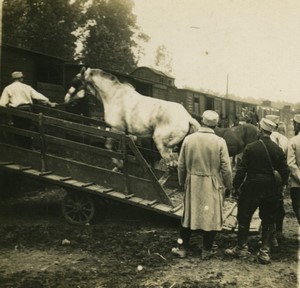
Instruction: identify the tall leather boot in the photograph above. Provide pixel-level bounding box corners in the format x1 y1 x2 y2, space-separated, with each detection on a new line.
237 224 249 249
257 224 274 264
225 224 251 258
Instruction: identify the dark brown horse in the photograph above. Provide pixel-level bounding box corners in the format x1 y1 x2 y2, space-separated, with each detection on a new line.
214 123 258 157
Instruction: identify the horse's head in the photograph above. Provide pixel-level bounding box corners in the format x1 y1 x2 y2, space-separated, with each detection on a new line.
78 67 121 104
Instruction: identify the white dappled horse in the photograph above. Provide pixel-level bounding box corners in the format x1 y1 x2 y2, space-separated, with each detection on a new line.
65 67 201 172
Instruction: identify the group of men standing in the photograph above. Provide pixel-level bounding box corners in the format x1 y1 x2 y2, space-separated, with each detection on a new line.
172 110 300 265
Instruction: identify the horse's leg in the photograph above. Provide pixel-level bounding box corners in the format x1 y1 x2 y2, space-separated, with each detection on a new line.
153 141 174 166
235 152 243 170
153 131 186 186
232 155 236 167
105 128 124 172
153 129 186 168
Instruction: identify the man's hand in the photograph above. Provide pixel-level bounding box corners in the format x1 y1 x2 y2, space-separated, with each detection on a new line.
225 187 239 199
64 93 71 103
225 188 232 198
48 102 58 108
231 188 240 200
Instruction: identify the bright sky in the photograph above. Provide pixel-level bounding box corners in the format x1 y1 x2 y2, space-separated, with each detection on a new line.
133 0 300 104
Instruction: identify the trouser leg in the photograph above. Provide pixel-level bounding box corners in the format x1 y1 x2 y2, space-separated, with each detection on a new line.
290 188 300 225
179 226 192 249
203 231 217 250
275 192 285 233
236 182 258 248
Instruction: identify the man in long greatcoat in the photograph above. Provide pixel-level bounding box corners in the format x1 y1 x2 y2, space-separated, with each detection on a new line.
171 110 232 260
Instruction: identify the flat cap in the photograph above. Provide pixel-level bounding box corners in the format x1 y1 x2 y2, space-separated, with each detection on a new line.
11 71 24 79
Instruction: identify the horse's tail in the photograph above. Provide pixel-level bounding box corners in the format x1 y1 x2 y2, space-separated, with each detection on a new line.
189 117 201 134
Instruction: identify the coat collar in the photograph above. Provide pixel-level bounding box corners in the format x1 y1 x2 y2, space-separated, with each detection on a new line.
198 127 215 134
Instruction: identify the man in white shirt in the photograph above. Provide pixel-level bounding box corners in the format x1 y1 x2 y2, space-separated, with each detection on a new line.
0 71 56 109
0 71 57 147
265 114 288 246
266 115 288 154
287 114 300 224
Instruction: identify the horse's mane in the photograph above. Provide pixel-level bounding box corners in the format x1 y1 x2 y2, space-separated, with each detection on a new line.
100 70 135 91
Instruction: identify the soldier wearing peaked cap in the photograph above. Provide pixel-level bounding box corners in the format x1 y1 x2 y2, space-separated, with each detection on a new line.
172 110 233 260
225 118 289 264
287 114 300 224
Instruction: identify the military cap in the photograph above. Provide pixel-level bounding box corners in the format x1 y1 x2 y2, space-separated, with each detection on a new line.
293 114 300 124
260 118 276 132
265 114 280 125
202 110 219 127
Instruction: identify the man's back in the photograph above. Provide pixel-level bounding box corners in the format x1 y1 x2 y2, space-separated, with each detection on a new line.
271 131 288 154
0 81 49 108
287 133 300 186
234 136 289 187
183 128 225 173
179 126 232 190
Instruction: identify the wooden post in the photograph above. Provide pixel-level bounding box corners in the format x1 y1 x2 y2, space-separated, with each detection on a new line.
38 113 47 172
121 134 129 195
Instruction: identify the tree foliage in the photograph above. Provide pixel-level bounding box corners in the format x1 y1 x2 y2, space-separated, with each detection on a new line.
2 0 148 73
2 0 83 61
78 0 148 73
154 44 173 75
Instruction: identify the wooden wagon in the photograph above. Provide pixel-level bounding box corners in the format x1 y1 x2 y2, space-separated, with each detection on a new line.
0 105 260 232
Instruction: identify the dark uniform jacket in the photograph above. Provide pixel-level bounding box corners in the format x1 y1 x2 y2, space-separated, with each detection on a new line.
233 135 289 189
65 76 90 117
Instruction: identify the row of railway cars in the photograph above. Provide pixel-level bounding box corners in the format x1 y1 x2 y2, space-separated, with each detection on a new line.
0 44 293 128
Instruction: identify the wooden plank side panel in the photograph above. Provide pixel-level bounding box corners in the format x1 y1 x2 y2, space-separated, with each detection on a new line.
126 136 173 206
32 105 106 127
0 144 43 170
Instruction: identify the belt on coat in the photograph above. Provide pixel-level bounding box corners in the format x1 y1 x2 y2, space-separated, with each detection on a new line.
188 172 215 176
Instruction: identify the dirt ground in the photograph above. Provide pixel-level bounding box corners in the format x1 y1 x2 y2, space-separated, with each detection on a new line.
0 178 299 288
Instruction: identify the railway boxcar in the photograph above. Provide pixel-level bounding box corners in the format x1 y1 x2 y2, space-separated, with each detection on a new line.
1 44 65 103
2 44 286 128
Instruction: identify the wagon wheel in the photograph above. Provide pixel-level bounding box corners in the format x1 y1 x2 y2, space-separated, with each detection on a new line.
61 191 95 225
